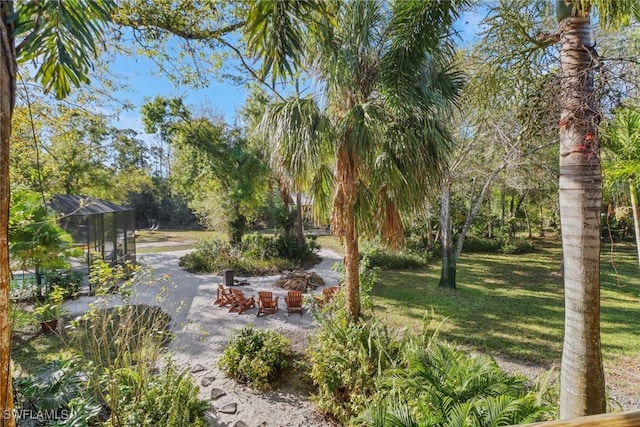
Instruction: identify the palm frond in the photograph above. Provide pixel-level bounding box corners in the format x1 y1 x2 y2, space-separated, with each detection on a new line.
15 0 114 99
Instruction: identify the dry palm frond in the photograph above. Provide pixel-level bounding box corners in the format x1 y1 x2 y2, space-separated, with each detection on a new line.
273 270 325 291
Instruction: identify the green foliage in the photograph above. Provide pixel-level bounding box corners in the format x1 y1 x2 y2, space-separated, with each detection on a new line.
500 240 536 255
462 237 536 255
306 305 402 423
42 269 83 297
179 234 319 275
33 286 68 322
462 237 503 253
361 241 428 270
219 326 291 390
103 359 209 427
13 357 102 426
14 0 115 99
9 188 76 277
359 338 550 426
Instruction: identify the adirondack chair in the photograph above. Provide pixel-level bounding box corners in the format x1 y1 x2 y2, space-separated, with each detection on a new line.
314 286 340 306
229 289 256 314
285 290 303 316
215 284 233 307
257 291 279 317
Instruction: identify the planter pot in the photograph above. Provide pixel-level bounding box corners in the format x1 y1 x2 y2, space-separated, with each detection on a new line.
40 319 58 333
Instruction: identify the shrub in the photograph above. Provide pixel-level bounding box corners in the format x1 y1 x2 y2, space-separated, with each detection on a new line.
219 326 291 390
360 240 428 270
306 306 401 423
462 237 503 253
179 235 316 275
104 359 209 427
42 269 84 297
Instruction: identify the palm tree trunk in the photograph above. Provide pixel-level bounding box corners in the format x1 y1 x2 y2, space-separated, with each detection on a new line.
557 11 606 418
295 191 305 253
629 178 640 268
0 4 16 425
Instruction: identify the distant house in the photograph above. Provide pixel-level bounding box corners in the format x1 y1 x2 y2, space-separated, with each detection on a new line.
48 195 136 267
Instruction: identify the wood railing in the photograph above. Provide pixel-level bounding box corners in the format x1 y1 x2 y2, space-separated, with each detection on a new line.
518 410 640 426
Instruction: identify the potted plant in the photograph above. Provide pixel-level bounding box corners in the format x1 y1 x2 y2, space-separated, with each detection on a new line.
34 286 68 333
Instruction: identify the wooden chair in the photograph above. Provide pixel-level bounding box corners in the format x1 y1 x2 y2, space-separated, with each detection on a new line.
285 290 303 316
215 284 233 307
314 286 340 306
229 289 256 314
257 291 279 317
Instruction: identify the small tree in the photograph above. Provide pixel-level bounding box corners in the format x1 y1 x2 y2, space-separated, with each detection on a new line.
9 189 76 294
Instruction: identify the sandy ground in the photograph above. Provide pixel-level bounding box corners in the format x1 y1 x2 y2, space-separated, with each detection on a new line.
64 249 343 427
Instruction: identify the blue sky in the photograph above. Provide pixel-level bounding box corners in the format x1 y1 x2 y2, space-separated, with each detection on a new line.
110 9 484 138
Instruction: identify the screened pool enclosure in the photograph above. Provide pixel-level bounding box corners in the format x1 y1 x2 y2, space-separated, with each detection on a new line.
49 195 136 267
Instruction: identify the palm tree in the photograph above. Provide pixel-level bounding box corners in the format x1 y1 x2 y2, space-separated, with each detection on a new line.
602 106 640 266
1 1 112 422
258 95 334 253
255 1 465 319
553 0 639 419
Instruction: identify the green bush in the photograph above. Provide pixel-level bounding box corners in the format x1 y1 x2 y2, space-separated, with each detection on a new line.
362 246 428 270
219 326 291 390
462 237 503 253
42 269 84 297
179 235 317 275
307 307 401 423
104 360 209 427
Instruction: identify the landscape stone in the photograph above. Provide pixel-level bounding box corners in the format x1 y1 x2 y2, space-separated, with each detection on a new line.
218 403 237 414
191 364 206 374
233 421 248 427
210 388 226 400
201 376 215 387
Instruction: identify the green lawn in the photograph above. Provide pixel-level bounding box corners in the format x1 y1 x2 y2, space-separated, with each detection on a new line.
371 238 640 374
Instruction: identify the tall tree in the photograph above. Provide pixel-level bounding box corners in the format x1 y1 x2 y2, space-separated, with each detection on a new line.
552 0 639 418
252 1 465 319
257 95 334 253
1 1 112 423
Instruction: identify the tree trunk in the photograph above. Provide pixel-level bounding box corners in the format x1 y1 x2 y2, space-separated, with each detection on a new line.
438 177 456 289
629 178 640 268
557 10 606 418
295 191 304 253
0 3 16 425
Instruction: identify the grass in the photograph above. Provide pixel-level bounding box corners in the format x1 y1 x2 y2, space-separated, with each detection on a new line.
371 237 640 373
10 303 73 376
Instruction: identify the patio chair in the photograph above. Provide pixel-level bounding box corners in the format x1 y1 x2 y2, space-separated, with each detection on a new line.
257 291 279 317
285 290 303 316
229 289 256 314
314 286 340 306
215 284 234 307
